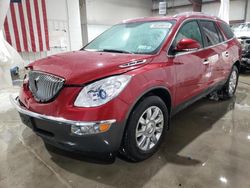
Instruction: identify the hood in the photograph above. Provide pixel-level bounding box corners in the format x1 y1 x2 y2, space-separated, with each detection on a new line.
29 51 153 85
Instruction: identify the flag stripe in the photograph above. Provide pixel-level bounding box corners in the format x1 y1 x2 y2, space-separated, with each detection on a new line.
4 0 50 52
18 2 29 51
38 0 46 51
4 18 12 45
41 0 49 50
30 0 39 52
14 4 25 51
22 0 33 51
7 9 17 49
10 3 21 51
26 0 36 52
34 0 43 51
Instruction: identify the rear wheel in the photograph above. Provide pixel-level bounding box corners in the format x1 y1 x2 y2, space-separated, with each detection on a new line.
120 96 169 162
220 65 239 99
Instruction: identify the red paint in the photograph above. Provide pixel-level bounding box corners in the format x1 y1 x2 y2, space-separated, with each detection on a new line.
26 0 36 52
175 38 201 51
34 0 43 51
4 18 12 46
20 13 241 123
18 2 29 51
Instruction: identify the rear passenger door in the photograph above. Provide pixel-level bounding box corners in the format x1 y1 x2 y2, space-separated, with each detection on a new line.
199 20 228 84
218 22 238 77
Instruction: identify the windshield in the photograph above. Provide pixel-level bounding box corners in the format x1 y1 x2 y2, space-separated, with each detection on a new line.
84 21 175 54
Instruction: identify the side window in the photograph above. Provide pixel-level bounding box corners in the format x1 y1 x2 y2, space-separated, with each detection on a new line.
200 21 220 46
215 23 225 42
174 20 203 47
218 22 235 39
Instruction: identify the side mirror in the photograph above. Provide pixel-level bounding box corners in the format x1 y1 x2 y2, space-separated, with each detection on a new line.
175 38 201 52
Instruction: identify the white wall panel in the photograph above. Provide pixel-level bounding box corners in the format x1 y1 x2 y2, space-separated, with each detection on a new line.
86 0 152 25
66 0 82 50
87 24 111 41
85 0 152 41
247 0 250 22
46 0 67 21
202 0 246 21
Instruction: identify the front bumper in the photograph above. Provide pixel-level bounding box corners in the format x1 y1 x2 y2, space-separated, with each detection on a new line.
10 96 125 156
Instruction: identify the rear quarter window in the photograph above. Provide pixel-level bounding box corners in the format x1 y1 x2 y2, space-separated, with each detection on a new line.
200 20 221 46
219 22 235 39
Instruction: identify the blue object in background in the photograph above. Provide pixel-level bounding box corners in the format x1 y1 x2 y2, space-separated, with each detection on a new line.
10 66 19 76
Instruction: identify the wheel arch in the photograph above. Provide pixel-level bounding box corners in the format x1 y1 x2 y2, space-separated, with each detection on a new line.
123 86 173 131
233 60 240 71
119 86 173 153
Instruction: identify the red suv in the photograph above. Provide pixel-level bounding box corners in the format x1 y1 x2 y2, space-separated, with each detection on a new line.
11 13 241 162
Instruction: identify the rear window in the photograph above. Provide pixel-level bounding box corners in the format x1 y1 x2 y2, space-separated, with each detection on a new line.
219 22 235 39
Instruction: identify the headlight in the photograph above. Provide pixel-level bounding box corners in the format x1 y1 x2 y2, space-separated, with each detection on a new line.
74 75 132 107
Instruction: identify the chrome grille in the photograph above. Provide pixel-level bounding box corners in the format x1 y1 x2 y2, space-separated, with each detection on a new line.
28 71 64 102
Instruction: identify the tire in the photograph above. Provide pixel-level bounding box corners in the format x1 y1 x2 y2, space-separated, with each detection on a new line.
220 65 239 100
120 95 169 162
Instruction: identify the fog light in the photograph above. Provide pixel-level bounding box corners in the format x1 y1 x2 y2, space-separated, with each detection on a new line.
71 120 115 135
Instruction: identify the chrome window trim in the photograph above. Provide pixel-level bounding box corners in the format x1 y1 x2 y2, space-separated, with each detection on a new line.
167 17 235 58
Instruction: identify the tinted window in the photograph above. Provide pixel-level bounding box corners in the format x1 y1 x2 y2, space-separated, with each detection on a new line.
200 21 220 46
174 20 203 47
216 24 225 42
219 22 235 39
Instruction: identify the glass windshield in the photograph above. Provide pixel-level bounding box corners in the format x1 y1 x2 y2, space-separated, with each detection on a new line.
84 21 175 54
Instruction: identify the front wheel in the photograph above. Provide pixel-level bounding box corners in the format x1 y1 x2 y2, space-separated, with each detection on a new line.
120 96 169 162
220 65 239 99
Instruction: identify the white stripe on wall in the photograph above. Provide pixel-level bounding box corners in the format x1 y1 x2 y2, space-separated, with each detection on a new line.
38 0 46 51
30 0 39 52
22 0 32 52
14 3 25 52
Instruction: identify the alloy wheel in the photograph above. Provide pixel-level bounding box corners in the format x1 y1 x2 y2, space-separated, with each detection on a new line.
228 70 237 95
135 106 164 151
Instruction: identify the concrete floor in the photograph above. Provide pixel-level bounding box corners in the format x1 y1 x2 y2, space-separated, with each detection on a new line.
1 73 250 188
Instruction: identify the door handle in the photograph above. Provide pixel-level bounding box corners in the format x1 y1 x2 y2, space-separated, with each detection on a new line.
225 51 229 57
203 59 209 65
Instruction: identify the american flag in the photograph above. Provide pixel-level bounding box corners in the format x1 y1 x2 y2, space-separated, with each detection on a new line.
3 0 49 52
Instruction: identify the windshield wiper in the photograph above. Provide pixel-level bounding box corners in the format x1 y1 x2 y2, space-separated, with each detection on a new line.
101 49 133 54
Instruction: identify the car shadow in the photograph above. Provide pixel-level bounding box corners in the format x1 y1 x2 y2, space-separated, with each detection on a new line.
44 94 245 187
240 69 250 76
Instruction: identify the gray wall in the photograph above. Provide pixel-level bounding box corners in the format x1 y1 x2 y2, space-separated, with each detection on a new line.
84 0 153 41
153 0 248 23
246 0 250 22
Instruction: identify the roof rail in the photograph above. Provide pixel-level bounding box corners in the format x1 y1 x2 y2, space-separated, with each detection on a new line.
173 11 219 19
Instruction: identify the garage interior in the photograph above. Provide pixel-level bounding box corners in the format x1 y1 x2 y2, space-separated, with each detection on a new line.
1 0 250 187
